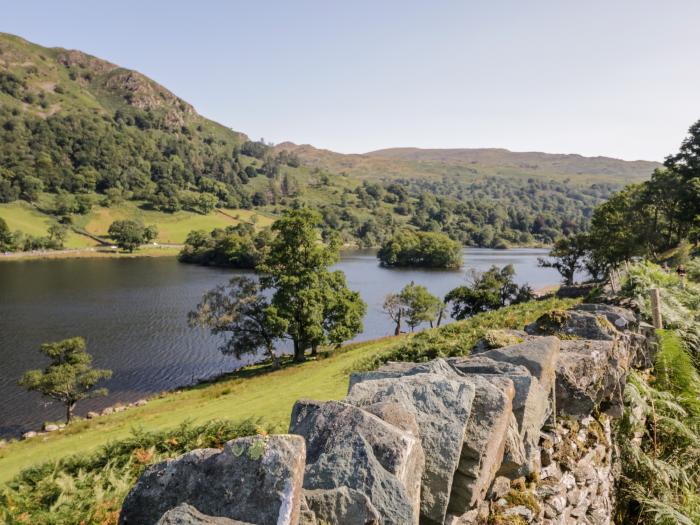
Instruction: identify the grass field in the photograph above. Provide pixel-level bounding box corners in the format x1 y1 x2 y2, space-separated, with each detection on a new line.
0 336 399 486
0 296 574 486
0 197 277 251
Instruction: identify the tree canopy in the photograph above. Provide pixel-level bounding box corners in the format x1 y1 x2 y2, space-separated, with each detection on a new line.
19 337 112 424
108 220 158 252
445 265 534 320
383 282 445 334
377 230 462 268
191 208 366 363
188 277 286 368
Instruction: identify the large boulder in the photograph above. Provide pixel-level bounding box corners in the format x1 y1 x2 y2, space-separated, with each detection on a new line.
450 356 549 475
557 339 632 417
289 400 423 524
347 358 458 392
572 303 637 331
526 310 618 341
119 435 306 525
156 504 252 525
474 336 560 395
346 372 475 524
448 374 515 513
302 488 380 525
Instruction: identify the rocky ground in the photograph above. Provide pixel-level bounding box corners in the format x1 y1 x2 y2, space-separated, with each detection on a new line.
116 301 654 525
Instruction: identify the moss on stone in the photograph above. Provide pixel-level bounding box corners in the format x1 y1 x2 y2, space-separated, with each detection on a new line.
505 488 542 515
483 329 524 349
535 310 572 334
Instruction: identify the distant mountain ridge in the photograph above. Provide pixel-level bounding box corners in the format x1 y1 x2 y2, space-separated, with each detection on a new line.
275 142 660 183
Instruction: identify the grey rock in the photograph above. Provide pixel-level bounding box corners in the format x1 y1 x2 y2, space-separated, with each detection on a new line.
499 412 529 477
156 504 251 525
504 504 534 522
303 487 380 525
289 400 422 525
451 356 550 475
449 375 515 513
21 431 37 439
347 358 458 392
573 303 637 329
362 399 426 503
556 339 630 416
119 435 306 525
43 424 60 432
444 501 490 524
475 337 560 395
526 310 618 341
487 476 512 501
86 411 99 419
346 372 475 524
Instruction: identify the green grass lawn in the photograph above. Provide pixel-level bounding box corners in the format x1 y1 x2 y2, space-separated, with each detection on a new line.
0 296 575 486
0 336 399 486
0 197 277 250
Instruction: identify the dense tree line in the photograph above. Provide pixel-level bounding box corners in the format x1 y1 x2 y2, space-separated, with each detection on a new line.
541 119 700 283
303 174 621 249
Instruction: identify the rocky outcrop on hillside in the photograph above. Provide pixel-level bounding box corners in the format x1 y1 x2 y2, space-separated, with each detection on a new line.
119 303 653 525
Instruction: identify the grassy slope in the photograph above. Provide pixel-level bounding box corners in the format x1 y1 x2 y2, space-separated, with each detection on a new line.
0 296 574 485
0 197 276 249
0 337 398 485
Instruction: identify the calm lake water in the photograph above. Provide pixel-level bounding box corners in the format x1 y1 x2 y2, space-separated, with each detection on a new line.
0 248 559 437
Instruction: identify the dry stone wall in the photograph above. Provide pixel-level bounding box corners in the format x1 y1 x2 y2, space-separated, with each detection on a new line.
119 302 654 525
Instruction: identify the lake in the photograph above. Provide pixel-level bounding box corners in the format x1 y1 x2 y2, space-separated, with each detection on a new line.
0 248 560 437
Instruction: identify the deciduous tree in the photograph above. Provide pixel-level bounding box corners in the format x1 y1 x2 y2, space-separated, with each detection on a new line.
19 337 112 424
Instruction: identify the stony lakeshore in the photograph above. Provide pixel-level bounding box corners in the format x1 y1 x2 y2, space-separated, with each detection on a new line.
117 302 655 525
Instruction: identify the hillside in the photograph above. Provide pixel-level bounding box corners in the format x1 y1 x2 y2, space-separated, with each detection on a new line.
0 32 662 250
274 142 660 184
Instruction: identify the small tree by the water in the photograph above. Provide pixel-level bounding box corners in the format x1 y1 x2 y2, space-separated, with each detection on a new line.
19 337 112 424
188 276 286 368
445 265 534 320
383 281 445 334
108 219 158 252
538 234 588 285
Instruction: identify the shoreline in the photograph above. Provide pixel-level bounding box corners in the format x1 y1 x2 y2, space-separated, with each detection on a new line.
1 242 553 263
0 245 182 262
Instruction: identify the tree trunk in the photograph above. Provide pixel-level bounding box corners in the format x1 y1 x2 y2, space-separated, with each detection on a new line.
66 402 75 425
310 344 318 357
393 313 401 336
293 339 305 362
268 344 281 369
437 309 444 328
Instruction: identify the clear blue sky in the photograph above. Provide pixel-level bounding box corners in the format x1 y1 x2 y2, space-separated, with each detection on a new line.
3 1 699 161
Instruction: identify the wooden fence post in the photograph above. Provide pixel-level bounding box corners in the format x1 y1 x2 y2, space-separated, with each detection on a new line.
650 288 663 329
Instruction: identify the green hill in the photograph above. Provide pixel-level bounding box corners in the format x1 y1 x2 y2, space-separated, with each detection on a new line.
0 32 661 250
